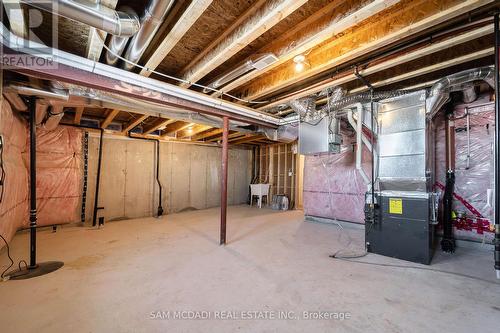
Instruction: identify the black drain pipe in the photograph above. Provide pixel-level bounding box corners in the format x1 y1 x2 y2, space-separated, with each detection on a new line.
441 100 457 253
28 96 37 268
127 132 164 217
493 12 500 279
93 128 104 226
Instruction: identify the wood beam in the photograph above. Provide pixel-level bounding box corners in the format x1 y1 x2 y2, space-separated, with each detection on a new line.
262 24 493 109
74 107 84 125
349 48 494 93
180 0 267 75
238 0 493 102
143 118 176 135
231 135 264 145
191 128 223 141
162 121 193 138
101 109 120 129
228 133 253 143
206 131 242 142
85 0 119 60
122 115 149 133
214 0 399 96
177 125 213 139
180 0 309 87
140 0 214 77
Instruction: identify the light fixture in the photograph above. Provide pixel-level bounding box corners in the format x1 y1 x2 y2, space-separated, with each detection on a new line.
293 54 307 73
185 124 194 134
293 54 306 63
295 62 305 72
203 53 278 93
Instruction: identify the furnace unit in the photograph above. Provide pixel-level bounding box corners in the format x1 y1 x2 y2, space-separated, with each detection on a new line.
365 91 438 264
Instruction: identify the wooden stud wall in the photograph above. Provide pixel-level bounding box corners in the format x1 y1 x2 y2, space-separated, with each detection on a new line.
255 142 297 208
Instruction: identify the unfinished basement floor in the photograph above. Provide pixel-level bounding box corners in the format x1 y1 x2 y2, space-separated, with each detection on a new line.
1 206 499 333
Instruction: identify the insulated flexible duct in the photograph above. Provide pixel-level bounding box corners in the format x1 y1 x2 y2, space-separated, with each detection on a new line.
321 90 415 112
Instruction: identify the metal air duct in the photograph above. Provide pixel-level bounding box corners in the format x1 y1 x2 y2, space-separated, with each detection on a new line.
104 6 137 66
426 66 495 119
120 0 175 70
21 0 140 37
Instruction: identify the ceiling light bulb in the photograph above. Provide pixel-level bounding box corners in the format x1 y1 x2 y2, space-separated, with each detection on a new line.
295 62 305 72
293 54 306 63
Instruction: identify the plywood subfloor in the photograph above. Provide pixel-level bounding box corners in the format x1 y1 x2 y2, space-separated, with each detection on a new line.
1 206 499 332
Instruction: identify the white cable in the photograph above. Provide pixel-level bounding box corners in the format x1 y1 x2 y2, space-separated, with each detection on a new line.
319 158 366 258
96 32 271 105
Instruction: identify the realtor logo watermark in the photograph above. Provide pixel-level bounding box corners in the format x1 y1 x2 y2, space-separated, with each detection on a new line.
1 0 58 69
149 310 352 321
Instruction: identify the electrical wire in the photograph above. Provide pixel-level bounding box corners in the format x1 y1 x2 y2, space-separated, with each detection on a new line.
47 108 65 116
0 235 29 280
319 157 367 259
0 234 14 279
95 31 271 105
331 256 500 285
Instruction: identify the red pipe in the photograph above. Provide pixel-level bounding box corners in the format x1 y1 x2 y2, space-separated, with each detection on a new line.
220 116 229 245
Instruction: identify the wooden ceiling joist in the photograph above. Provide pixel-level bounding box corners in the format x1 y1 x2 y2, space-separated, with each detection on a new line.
238 0 493 103
180 0 310 88
122 115 149 134
140 0 214 77
192 128 223 141
85 0 119 60
213 0 400 96
143 118 177 135
349 48 494 94
101 109 120 129
261 23 494 109
177 125 213 139
206 131 242 142
230 135 264 145
74 106 84 125
162 121 193 138
180 0 268 75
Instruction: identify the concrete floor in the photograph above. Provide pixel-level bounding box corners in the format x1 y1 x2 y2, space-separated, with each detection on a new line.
1 205 499 333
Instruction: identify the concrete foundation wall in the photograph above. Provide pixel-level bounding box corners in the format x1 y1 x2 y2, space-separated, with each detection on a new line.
85 136 251 223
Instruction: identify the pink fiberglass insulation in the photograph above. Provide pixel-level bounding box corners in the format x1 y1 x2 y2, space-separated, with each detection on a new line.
435 95 495 242
303 133 371 224
22 126 84 227
0 100 29 243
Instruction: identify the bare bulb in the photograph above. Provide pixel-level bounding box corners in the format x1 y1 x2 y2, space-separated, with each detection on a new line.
295 62 305 72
